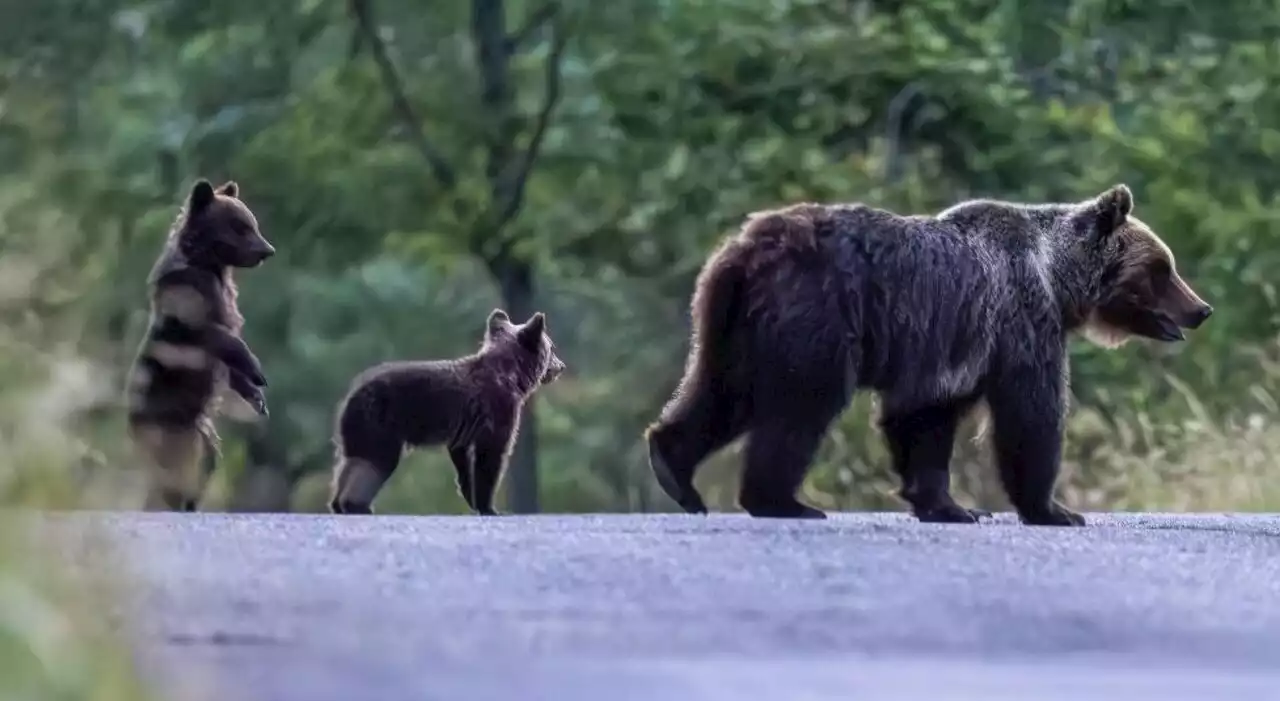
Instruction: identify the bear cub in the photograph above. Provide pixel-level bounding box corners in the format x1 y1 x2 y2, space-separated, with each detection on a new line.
126 179 276 512
329 309 566 515
646 184 1212 526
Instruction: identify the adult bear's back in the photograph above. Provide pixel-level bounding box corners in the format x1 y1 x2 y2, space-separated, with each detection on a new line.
732 202 1004 403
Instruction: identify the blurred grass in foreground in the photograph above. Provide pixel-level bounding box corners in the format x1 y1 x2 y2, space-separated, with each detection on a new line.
0 347 156 701
0 182 155 700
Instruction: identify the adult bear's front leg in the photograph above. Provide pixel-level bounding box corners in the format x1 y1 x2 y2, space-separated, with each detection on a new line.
879 395 991 524
986 353 1085 527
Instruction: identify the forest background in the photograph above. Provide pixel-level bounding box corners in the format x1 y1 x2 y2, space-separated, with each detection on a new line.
2 0 1278 522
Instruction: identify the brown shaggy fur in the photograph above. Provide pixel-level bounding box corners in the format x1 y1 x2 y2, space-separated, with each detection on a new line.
646 184 1211 525
1083 216 1210 348
328 309 566 515
125 179 276 511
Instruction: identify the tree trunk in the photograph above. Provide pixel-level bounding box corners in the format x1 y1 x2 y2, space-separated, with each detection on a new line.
492 256 540 514
355 0 567 514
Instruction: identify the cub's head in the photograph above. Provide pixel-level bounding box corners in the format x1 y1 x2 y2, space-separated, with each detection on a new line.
483 309 567 387
1074 184 1213 349
177 179 275 270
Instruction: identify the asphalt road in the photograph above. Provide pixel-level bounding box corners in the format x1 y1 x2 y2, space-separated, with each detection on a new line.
36 511 1280 701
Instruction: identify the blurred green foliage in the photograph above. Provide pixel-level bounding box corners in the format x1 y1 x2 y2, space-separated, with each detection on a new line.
0 183 154 699
3 0 1280 518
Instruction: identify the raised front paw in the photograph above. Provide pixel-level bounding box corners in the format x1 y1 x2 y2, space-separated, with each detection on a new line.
247 364 268 387
235 349 268 387
246 387 269 417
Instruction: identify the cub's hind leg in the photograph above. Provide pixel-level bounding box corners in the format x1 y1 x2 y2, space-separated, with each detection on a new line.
131 422 206 512
184 418 221 512
329 456 397 515
329 404 402 515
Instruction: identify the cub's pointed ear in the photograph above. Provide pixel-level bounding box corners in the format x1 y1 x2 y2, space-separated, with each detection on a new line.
487 309 511 335
524 312 546 334
216 180 239 198
189 179 215 212
517 312 546 349
1094 183 1133 238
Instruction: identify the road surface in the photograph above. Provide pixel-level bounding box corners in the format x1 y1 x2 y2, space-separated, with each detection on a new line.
36 511 1280 701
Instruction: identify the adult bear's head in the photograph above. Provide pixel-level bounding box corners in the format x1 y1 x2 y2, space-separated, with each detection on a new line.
1072 184 1213 348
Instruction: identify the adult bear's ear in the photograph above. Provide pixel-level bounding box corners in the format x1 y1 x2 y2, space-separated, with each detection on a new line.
1093 183 1133 240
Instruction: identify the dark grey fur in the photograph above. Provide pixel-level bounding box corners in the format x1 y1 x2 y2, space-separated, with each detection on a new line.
329 309 567 516
646 184 1212 525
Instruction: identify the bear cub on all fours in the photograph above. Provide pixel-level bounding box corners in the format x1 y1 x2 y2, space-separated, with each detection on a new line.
329 309 566 516
126 179 276 512
646 184 1212 526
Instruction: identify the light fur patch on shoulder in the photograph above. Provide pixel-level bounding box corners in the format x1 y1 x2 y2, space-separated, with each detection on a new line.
1029 237 1055 297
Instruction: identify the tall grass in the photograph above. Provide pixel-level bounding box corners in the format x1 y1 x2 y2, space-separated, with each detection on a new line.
787 352 1280 516
1059 371 1280 513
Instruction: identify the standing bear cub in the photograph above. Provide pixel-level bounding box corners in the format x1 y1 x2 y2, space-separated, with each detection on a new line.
126 179 276 512
646 184 1212 526
329 309 566 515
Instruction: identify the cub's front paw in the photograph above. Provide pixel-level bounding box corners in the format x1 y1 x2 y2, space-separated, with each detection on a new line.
249 367 268 387
245 386 269 417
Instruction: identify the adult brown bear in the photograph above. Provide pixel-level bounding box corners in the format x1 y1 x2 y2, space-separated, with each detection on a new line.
646 185 1212 526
